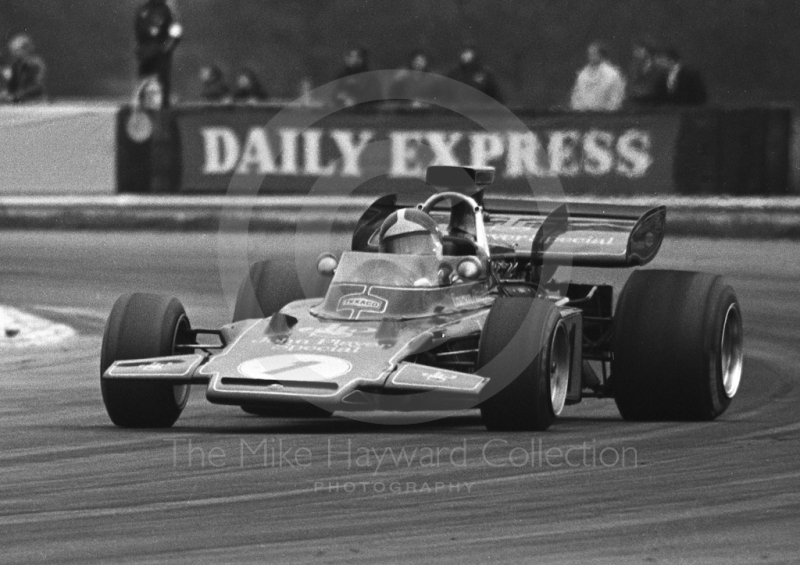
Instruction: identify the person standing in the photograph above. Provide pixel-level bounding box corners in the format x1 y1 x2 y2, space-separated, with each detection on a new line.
332 47 383 107
135 0 182 108
446 45 502 103
655 48 708 106
387 50 441 106
0 35 47 103
232 68 268 103
199 65 231 103
570 42 626 111
627 40 667 107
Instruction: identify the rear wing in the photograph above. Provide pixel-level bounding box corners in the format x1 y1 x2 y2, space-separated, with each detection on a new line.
423 166 667 268
482 199 667 267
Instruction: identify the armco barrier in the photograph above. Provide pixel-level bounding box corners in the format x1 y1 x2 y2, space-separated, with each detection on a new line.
0 104 117 195
2 195 799 238
117 105 792 197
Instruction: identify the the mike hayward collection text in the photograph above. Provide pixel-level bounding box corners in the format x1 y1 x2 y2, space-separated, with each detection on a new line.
165 437 638 472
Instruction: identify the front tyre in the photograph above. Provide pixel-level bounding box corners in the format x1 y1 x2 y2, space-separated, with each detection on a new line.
478 298 570 431
612 270 744 421
101 293 192 428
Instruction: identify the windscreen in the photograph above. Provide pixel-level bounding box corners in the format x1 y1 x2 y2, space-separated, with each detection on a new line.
331 252 445 288
312 252 493 321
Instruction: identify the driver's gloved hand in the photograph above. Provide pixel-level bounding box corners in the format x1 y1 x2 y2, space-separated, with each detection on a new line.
437 264 454 286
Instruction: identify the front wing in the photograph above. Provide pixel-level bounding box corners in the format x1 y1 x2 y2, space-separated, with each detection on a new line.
102 308 584 411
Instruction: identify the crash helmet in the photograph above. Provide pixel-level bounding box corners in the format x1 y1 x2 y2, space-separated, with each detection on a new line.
378 209 442 256
9 34 34 58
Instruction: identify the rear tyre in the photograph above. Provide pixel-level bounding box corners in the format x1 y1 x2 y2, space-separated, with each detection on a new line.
613 270 744 421
232 258 331 322
100 293 192 428
478 298 570 431
240 403 331 418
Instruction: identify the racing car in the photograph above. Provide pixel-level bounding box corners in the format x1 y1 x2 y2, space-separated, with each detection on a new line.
100 166 744 431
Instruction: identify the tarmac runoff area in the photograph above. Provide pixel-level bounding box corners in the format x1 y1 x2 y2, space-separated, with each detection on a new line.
1 195 800 238
1 232 799 562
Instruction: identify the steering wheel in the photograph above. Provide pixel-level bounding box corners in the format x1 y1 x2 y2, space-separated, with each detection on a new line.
417 192 490 257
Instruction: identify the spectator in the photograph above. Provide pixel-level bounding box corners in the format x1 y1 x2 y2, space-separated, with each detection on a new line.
332 46 383 107
232 68 267 103
135 0 182 108
138 77 164 110
0 34 47 103
627 39 667 106
655 48 708 106
199 65 230 103
387 50 440 106
570 42 626 111
297 77 319 107
446 45 502 102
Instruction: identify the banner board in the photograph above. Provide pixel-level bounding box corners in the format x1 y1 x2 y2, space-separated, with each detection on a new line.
174 107 680 196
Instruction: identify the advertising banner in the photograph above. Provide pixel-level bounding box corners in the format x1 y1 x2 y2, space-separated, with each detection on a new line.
175 106 681 196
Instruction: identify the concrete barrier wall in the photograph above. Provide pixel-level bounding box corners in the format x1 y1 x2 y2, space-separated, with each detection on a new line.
0 104 117 195
0 103 792 197
2 195 799 238
791 115 800 194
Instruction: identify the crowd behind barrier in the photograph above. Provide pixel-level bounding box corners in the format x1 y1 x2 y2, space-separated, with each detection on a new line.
118 2 772 199
123 1 710 114
189 41 701 114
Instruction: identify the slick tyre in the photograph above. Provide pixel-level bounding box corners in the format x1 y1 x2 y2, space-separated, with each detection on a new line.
232 257 331 323
478 298 570 431
613 270 744 421
100 293 192 428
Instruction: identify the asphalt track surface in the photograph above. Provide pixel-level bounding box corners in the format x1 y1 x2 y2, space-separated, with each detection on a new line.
1 231 799 564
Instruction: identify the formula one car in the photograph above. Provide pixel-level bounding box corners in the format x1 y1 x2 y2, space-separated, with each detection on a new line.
100 166 744 430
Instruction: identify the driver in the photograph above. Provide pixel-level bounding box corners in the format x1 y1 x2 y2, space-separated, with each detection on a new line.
378 209 443 257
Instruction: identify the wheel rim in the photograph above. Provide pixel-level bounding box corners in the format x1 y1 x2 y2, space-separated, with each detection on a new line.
720 303 743 399
172 315 192 406
549 323 570 416
172 383 190 405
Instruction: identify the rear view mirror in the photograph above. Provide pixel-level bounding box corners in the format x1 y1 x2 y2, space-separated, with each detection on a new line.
317 253 339 277
456 257 483 280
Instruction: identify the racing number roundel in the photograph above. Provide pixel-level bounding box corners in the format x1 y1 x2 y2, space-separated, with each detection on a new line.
238 354 352 382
